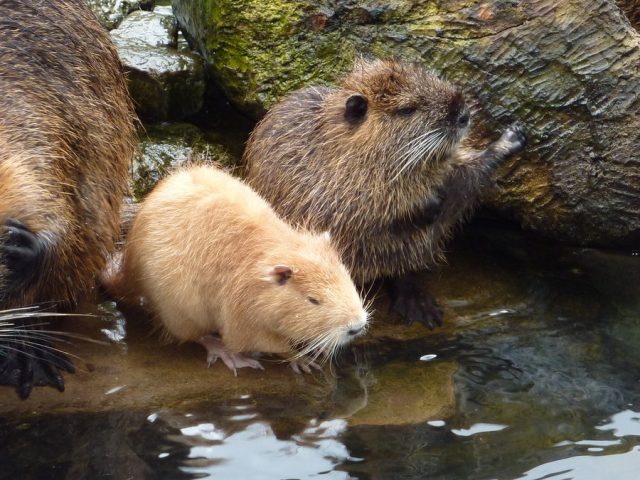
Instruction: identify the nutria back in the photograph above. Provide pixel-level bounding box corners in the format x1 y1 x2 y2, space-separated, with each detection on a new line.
0 0 136 307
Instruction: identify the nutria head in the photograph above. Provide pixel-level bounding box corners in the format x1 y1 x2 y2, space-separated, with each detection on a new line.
255 232 368 363
324 58 470 180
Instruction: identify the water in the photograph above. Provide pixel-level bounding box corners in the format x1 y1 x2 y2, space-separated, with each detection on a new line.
0 225 638 480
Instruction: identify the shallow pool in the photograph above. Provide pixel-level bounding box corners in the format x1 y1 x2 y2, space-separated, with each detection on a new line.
1 226 639 480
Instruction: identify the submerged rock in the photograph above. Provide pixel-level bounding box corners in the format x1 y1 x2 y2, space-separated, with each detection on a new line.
86 0 154 30
111 9 205 121
133 122 235 199
172 0 640 247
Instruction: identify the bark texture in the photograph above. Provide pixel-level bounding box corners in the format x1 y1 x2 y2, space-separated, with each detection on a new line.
173 0 640 246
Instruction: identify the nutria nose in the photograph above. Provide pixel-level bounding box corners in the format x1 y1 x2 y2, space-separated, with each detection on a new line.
448 91 468 127
348 314 368 336
348 326 364 336
457 108 470 128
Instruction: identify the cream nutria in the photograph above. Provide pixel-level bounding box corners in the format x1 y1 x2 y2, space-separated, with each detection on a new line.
0 0 136 397
244 58 526 328
113 165 368 374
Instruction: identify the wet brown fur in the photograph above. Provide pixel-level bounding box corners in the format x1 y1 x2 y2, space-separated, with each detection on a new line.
113 165 367 359
245 59 513 284
0 0 136 307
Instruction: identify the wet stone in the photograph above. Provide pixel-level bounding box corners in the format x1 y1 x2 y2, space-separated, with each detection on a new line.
171 0 640 247
133 122 235 199
111 9 206 121
85 0 155 30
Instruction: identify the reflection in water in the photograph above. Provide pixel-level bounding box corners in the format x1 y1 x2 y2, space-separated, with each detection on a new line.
1 228 640 479
451 423 508 437
178 419 355 480
517 446 640 480
597 409 640 437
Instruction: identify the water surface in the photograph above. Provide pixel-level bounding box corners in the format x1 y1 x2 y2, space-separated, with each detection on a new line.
1 226 638 480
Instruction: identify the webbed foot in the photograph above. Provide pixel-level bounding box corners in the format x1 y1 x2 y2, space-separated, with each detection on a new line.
495 122 528 157
388 273 443 329
0 327 75 399
199 334 264 376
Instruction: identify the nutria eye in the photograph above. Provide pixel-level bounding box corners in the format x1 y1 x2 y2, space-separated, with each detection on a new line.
307 296 320 305
397 106 417 116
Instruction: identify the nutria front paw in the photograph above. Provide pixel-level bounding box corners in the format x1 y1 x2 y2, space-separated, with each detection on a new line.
500 122 528 155
0 334 75 399
2 219 47 288
392 291 443 329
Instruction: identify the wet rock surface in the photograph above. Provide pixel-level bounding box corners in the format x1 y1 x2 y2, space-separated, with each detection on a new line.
172 0 640 248
1 226 639 479
111 7 205 121
86 0 154 30
133 122 236 199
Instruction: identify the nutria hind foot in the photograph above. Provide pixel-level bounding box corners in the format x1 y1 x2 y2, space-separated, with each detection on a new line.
2 219 48 289
387 273 443 329
199 334 264 376
0 332 75 399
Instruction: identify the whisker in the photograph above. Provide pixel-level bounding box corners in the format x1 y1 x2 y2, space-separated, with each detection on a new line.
391 131 445 182
0 337 84 362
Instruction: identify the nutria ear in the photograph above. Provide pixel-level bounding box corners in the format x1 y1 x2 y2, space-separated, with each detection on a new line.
344 95 368 123
268 265 293 285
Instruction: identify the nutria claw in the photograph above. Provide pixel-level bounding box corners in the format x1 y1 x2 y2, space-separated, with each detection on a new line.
0 334 75 399
2 219 47 288
502 122 528 153
392 292 444 329
290 358 322 374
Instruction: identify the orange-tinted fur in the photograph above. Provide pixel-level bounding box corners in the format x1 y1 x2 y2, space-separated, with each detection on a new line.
118 166 367 358
0 0 135 307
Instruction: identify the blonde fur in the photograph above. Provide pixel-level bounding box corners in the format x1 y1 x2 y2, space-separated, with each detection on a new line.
118 166 368 360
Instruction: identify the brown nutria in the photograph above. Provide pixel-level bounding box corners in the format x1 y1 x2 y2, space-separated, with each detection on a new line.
0 0 136 397
244 58 526 328
110 165 368 374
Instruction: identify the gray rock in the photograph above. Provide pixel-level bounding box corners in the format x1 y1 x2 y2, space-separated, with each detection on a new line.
86 0 154 30
111 10 205 121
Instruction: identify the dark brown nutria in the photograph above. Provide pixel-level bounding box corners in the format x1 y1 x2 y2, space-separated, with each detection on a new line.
0 0 136 398
244 58 526 328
